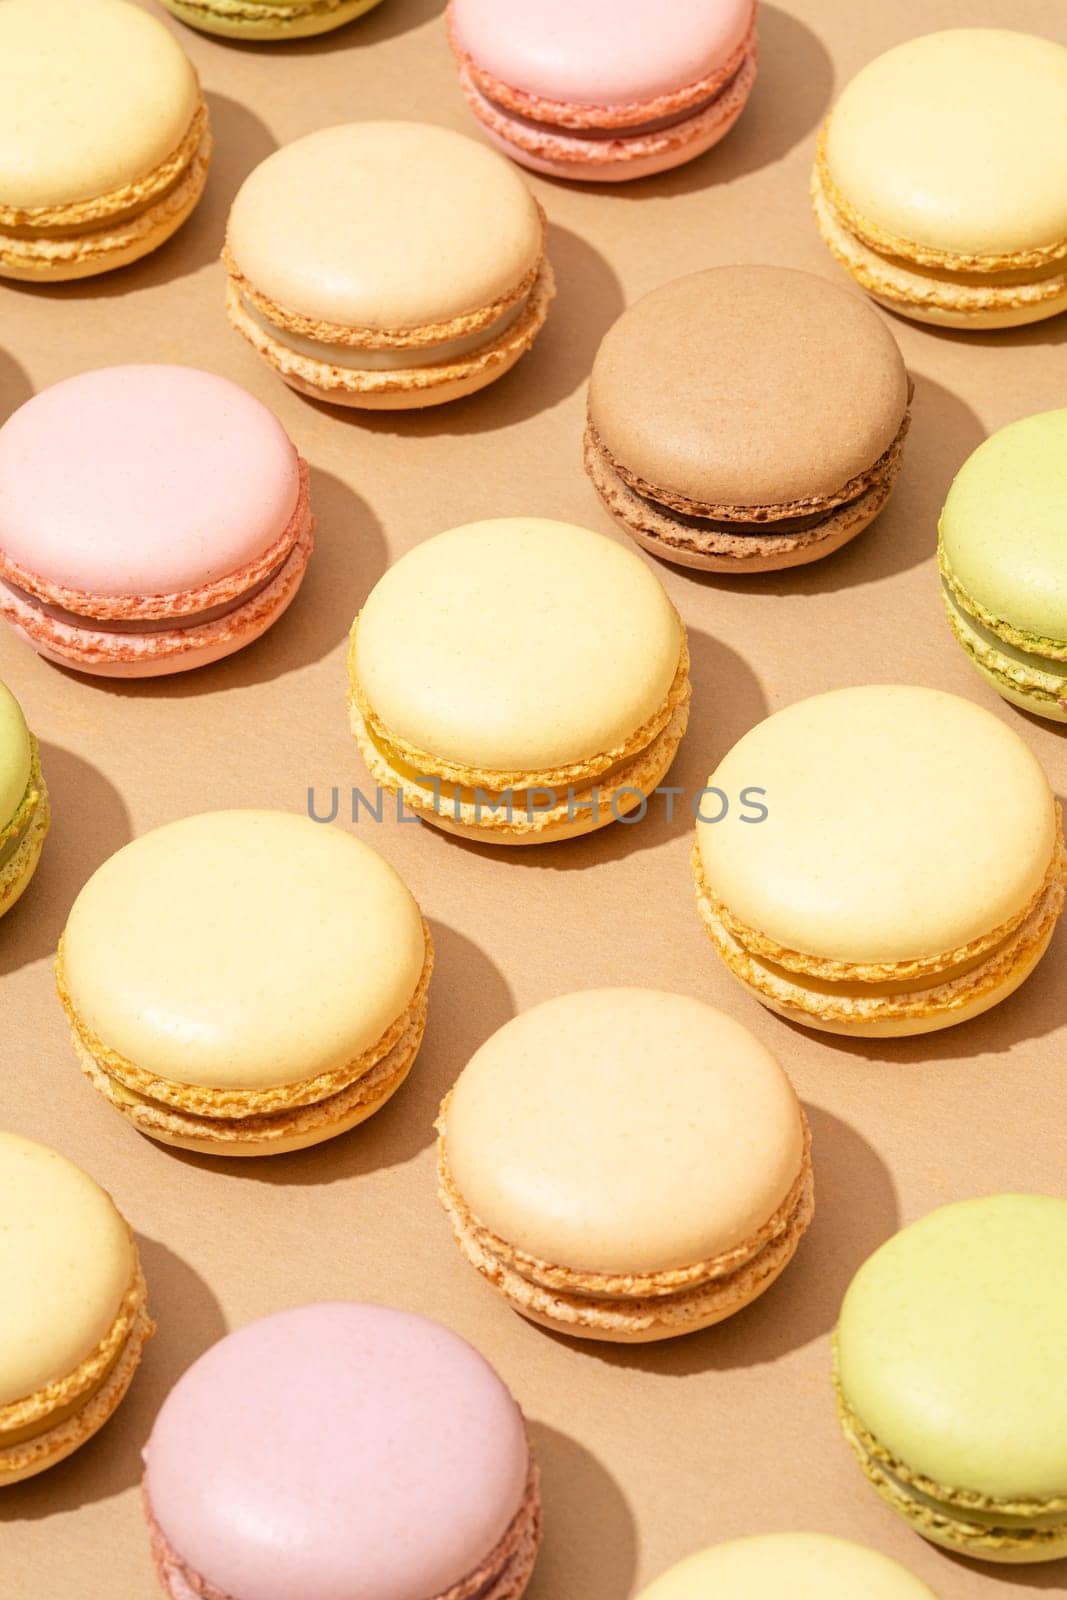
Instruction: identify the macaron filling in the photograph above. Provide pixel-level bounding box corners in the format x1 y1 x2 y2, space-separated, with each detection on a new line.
941 587 1067 713
693 824 1067 1027
437 1108 814 1338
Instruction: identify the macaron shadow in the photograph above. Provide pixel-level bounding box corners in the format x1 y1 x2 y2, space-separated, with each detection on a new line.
531 1105 898 1378
301 224 624 437
525 1423 638 1600
204 0 445 56
0 93 276 301
61 468 385 701
0 1236 225 1519
417 627 768 874
156 922 513 1186
0 742 131 978
0 348 32 419
536 4 833 203
663 374 983 597
936 1545 1067 1590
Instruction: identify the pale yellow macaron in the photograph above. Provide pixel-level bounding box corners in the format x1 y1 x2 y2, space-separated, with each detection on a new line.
638 1534 940 1598
437 989 814 1342
812 30 1067 329
0 1133 154 1486
0 0 211 283
57 811 432 1157
694 686 1066 1038
224 122 554 409
349 519 690 844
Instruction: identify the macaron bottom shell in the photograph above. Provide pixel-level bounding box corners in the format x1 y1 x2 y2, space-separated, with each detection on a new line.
942 587 1067 724
159 0 384 39
0 741 49 919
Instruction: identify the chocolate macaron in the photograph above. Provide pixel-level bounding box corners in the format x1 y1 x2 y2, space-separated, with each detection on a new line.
586 266 911 574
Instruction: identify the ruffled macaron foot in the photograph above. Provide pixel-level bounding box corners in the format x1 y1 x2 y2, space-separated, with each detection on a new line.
0 736 49 919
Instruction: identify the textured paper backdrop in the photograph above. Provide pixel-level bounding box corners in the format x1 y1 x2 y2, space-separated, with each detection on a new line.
2 1 1066 1595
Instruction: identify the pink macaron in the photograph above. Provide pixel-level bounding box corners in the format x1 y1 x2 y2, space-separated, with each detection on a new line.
447 0 758 183
142 1303 542 1600
0 365 314 678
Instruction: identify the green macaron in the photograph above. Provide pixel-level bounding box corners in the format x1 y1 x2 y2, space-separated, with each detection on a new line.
158 0 385 42
834 1194 1067 1564
0 679 49 917
939 410 1067 722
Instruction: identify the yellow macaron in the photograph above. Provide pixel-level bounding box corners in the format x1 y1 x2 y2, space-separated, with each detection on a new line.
693 686 1065 1037
349 519 690 844
57 811 432 1156
812 30 1067 330
0 1133 154 1486
0 0 211 283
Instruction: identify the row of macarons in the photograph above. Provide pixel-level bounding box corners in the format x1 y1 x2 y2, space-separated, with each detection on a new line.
5 1112 1066 1578
3 1 1066 337
3 346 1067 713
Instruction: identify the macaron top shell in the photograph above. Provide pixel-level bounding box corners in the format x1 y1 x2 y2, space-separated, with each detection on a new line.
638 1534 940 1599
837 1194 1067 1500
0 1132 134 1405
227 123 543 332
445 989 805 1275
355 519 682 771
589 267 908 509
61 811 426 1091
0 0 200 211
0 680 32 829
449 0 753 107
696 686 1056 965
824 30 1067 257
143 1303 530 1600
0 367 300 598
941 410 1067 643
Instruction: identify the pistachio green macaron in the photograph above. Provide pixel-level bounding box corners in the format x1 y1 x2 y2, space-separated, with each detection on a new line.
0 679 48 918
158 0 384 42
835 1194 1067 1563
940 410 1067 722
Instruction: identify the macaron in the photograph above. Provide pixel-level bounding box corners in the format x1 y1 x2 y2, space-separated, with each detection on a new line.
0 366 314 679
446 0 758 183
57 811 433 1157
835 1195 1067 1563
348 519 690 844
0 1132 154 1486
637 1534 941 1598
159 0 384 42
143 1302 541 1600
939 410 1067 723
586 267 911 574
693 686 1066 1037
224 122 554 409
0 0 211 283
0 679 49 920
437 989 813 1342
812 30 1067 330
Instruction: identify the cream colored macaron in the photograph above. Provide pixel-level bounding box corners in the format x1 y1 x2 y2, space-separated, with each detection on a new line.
812 30 1067 329
437 989 814 1342
224 122 554 409
0 0 211 283
693 686 1066 1037
57 811 433 1156
0 1132 154 1486
638 1534 940 1598
349 519 690 844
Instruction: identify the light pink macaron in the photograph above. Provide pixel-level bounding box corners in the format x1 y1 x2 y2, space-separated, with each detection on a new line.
0 365 314 678
447 0 758 182
142 1302 542 1600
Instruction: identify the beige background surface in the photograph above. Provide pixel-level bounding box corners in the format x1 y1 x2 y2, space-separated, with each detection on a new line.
1 1 1065 1595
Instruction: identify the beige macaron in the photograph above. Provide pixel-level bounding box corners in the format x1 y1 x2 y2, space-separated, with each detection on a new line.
0 1133 154 1486
437 989 814 1342
224 122 554 409
57 811 433 1156
694 686 1066 1038
349 518 690 844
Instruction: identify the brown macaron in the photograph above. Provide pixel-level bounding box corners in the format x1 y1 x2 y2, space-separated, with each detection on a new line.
585 265 912 574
